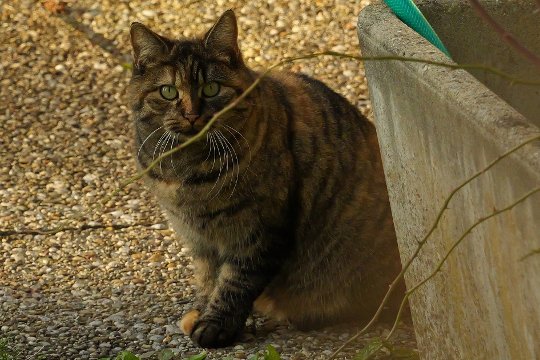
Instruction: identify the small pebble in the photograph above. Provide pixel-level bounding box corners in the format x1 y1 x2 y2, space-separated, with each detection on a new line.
141 10 156 17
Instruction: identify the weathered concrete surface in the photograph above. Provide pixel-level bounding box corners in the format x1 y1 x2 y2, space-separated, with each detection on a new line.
420 0 540 126
358 1 540 359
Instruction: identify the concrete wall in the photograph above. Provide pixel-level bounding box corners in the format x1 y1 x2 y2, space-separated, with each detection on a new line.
357 1 540 359
419 0 540 126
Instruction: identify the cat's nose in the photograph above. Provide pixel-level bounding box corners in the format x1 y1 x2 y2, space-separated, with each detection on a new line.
184 113 200 124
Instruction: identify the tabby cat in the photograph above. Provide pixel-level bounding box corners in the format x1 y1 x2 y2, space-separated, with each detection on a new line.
128 10 404 348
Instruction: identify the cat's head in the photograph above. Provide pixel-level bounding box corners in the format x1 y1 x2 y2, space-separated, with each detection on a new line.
128 10 252 142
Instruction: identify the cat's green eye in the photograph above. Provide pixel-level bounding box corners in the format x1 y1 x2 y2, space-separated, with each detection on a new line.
202 81 220 98
160 85 178 100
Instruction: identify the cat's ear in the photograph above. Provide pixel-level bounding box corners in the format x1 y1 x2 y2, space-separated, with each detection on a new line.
130 22 171 67
203 9 242 64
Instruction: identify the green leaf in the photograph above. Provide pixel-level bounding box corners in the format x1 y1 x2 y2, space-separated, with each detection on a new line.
389 347 420 359
158 349 175 360
354 338 384 360
247 355 259 360
0 338 16 360
185 352 207 360
116 351 140 360
264 345 281 360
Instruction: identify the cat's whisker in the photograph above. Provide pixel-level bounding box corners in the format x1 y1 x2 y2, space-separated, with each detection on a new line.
137 126 163 160
207 131 225 198
219 124 240 145
209 130 229 199
222 124 247 145
217 131 240 198
170 134 181 176
159 132 172 174
215 132 230 176
209 132 217 173
218 126 243 163
218 130 230 178
203 132 213 163
215 131 229 178
222 124 252 163
213 132 229 199
165 133 173 165
153 132 168 163
220 125 253 189
227 136 240 198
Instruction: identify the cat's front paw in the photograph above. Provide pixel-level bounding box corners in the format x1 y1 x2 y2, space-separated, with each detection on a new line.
190 319 239 348
179 309 200 335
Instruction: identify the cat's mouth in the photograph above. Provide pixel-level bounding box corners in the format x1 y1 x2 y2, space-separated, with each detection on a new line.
182 128 199 136
165 119 206 137
165 124 200 138
166 127 204 143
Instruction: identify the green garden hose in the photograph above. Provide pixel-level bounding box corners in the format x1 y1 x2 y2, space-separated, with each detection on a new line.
383 0 452 57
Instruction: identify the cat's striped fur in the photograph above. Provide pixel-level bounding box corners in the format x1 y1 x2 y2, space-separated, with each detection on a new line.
128 10 404 348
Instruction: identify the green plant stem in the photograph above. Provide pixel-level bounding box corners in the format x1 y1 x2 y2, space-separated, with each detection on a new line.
520 247 540 261
328 134 540 360
54 2 540 84
6 52 537 237
468 0 540 70
106 54 540 204
0 222 160 237
385 187 540 340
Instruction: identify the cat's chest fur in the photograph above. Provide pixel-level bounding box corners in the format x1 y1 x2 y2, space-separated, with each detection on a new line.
145 175 259 257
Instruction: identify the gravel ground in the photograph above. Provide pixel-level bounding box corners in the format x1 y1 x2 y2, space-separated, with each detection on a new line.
0 0 416 359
